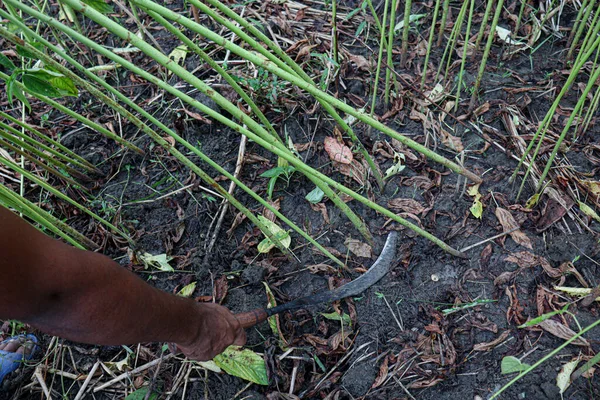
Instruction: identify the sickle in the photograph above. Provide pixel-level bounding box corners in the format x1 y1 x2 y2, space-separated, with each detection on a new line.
234 231 399 328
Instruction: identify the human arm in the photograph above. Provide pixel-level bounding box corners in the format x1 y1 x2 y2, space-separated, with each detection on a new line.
0 205 245 360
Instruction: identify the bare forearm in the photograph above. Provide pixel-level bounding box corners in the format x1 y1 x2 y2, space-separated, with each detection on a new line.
22 250 201 347
0 207 197 346
0 205 245 360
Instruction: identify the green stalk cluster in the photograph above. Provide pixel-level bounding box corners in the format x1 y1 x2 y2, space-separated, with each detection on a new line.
1 0 481 258
469 0 505 111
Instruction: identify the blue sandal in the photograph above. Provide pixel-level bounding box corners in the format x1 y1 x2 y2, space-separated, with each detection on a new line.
0 334 38 384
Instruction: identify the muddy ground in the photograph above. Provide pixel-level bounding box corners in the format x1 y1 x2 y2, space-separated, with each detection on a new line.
1 0 600 399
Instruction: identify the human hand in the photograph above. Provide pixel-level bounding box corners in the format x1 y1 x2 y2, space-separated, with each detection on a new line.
176 302 246 361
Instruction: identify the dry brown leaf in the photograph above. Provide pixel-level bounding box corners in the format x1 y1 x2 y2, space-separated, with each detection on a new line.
324 137 353 164
473 330 510 351
535 198 567 232
262 199 281 223
346 54 372 71
539 258 563 278
335 160 366 186
473 102 490 117
183 108 212 124
294 142 312 152
439 129 464 152
407 377 444 389
328 330 351 351
538 319 590 347
495 207 532 249
213 275 228 304
227 211 247 236
312 246 345 258
371 356 389 389
494 270 519 286
244 153 270 164
505 251 538 268
295 43 317 61
307 264 336 274
344 238 372 258
310 202 330 224
387 198 426 215
480 243 493 267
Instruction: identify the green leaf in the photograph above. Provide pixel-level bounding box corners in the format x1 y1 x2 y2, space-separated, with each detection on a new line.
579 201 600 223
124 387 158 400
305 186 325 204
557 357 580 394
470 199 483 219
525 193 540 209
394 13 427 32
518 304 569 328
81 0 114 14
384 152 406 180
501 356 530 374
21 74 62 98
321 311 352 326
195 360 222 373
0 53 16 72
11 81 31 112
441 299 497 315
168 44 188 68
105 354 130 372
263 282 278 335
257 216 291 253
260 166 286 178
25 67 65 79
138 252 174 272
266 176 278 199
468 184 483 219
213 346 268 385
178 281 196 297
49 76 79 97
15 42 45 59
6 77 15 106
25 68 77 96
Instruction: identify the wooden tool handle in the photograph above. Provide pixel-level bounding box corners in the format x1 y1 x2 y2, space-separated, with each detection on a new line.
235 308 269 328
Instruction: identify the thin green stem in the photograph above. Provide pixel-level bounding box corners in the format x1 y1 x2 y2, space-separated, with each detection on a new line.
0 21 296 257
473 0 494 56
0 111 97 172
566 0 595 63
421 0 441 90
490 318 600 399
0 155 131 242
132 0 481 183
146 10 279 141
0 119 90 180
370 0 390 115
454 0 475 112
469 0 505 111
436 0 450 47
536 64 600 192
399 0 412 68
195 0 385 189
511 33 600 198
0 130 81 186
384 0 399 105
513 0 528 38
443 0 468 83
0 184 85 248
0 5 344 261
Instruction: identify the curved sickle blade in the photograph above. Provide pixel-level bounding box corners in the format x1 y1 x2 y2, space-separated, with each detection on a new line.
236 231 399 328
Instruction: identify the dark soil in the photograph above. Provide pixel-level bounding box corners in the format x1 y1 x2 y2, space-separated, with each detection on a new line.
1 0 599 399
